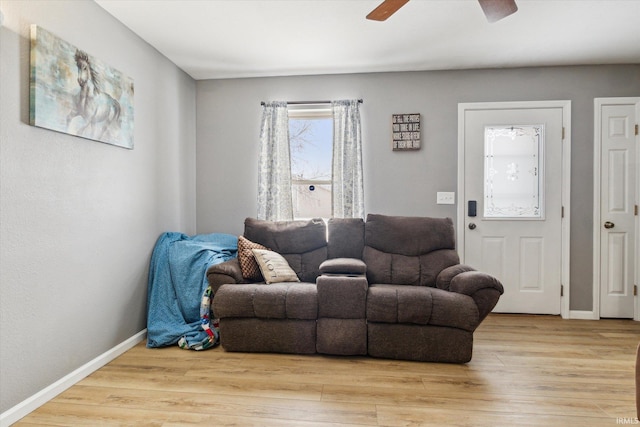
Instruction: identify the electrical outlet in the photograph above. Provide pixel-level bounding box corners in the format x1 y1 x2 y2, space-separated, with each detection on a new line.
436 192 455 205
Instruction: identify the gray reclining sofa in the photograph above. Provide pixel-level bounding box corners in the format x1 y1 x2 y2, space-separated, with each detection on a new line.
208 214 504 363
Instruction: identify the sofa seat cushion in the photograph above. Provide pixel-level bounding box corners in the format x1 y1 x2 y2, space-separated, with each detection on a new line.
213 282 317 320
366 284 480 332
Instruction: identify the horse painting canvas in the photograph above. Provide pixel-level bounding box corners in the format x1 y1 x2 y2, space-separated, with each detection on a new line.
30 25 134 149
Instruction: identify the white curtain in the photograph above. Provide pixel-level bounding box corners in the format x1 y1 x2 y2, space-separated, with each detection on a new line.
257 101 293 221
332 100 364 219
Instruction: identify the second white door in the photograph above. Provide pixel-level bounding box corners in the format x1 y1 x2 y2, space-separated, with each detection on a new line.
596 99 639 319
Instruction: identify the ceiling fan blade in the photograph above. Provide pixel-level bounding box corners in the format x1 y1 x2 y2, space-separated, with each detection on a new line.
366 0 410 21
478 0 518 23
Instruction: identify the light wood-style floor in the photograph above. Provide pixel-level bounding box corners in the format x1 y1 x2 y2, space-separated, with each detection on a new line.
15 314 640 426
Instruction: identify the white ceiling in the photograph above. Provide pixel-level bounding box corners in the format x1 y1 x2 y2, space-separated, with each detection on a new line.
95 0 640 80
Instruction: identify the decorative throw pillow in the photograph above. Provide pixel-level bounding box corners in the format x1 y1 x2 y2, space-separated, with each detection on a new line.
237 235 269 280
251 249 300 284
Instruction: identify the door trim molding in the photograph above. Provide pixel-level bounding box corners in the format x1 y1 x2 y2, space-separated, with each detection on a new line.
457 100 572 318
593 97 640 321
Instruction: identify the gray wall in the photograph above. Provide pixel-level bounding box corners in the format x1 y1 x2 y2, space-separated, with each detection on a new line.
1 0 638 414
0 0 196 412
196 65 640 312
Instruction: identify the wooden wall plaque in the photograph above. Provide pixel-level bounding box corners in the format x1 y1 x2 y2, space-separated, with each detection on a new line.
392 113 421 151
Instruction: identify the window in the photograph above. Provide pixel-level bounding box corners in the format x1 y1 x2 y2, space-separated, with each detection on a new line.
257 100 362 222
288 105 333 220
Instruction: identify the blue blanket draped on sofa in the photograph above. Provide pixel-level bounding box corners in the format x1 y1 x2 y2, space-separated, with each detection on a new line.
147 232 237 349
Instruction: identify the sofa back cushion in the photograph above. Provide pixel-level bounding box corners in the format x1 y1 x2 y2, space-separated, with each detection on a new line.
327 217 365 259
244 217 328 282
363 214 460 287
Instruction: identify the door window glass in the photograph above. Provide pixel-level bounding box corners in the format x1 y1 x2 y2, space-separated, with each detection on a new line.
484 125 544 219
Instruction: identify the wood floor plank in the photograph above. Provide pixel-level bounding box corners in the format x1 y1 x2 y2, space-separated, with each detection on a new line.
19 401 169 426
48 384 377 425
81 368 326 402
14 314 640 426
162 413 370 427
183 353 464 389
376 406 611 427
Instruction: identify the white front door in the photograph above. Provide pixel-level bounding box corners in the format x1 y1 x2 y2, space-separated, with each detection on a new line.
595 98 639 319
458 101 570 315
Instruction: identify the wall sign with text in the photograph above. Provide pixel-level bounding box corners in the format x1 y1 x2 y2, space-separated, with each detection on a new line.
392 113 421 151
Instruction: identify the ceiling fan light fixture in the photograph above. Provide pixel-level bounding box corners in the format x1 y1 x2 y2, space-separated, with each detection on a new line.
478 0 518 23
366 0 518 23
366 0 410 21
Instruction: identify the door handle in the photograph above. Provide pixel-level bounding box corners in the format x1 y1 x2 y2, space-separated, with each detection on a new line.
604 221 615 229
468 223 477 230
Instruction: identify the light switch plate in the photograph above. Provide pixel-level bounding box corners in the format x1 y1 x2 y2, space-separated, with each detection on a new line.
436 192 455 205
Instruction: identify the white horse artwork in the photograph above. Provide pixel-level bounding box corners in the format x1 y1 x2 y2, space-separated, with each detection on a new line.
30 25 134 149
67 50 122 142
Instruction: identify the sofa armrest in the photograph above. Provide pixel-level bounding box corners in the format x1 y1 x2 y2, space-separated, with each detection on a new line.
206 258 247 294
319 258 367 276
436 264 477 290
447 271 504 322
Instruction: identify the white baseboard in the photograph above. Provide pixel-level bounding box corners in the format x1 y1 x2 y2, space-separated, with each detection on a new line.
0 329 147 427
569 310 598 320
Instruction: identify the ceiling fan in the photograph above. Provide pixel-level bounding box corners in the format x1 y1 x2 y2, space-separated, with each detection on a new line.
366 0 518 23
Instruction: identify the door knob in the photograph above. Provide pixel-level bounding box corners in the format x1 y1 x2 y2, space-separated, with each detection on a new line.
468 223 477 230
604 221 615 229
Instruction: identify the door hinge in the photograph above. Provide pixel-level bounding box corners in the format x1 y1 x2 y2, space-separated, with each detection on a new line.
561 206 564 218
635 124 639 136
560 284 564 297
634 285 638 296
635 205 638 216
562 127 566 140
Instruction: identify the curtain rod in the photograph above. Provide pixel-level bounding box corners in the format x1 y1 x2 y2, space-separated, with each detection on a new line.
260 99 363 106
